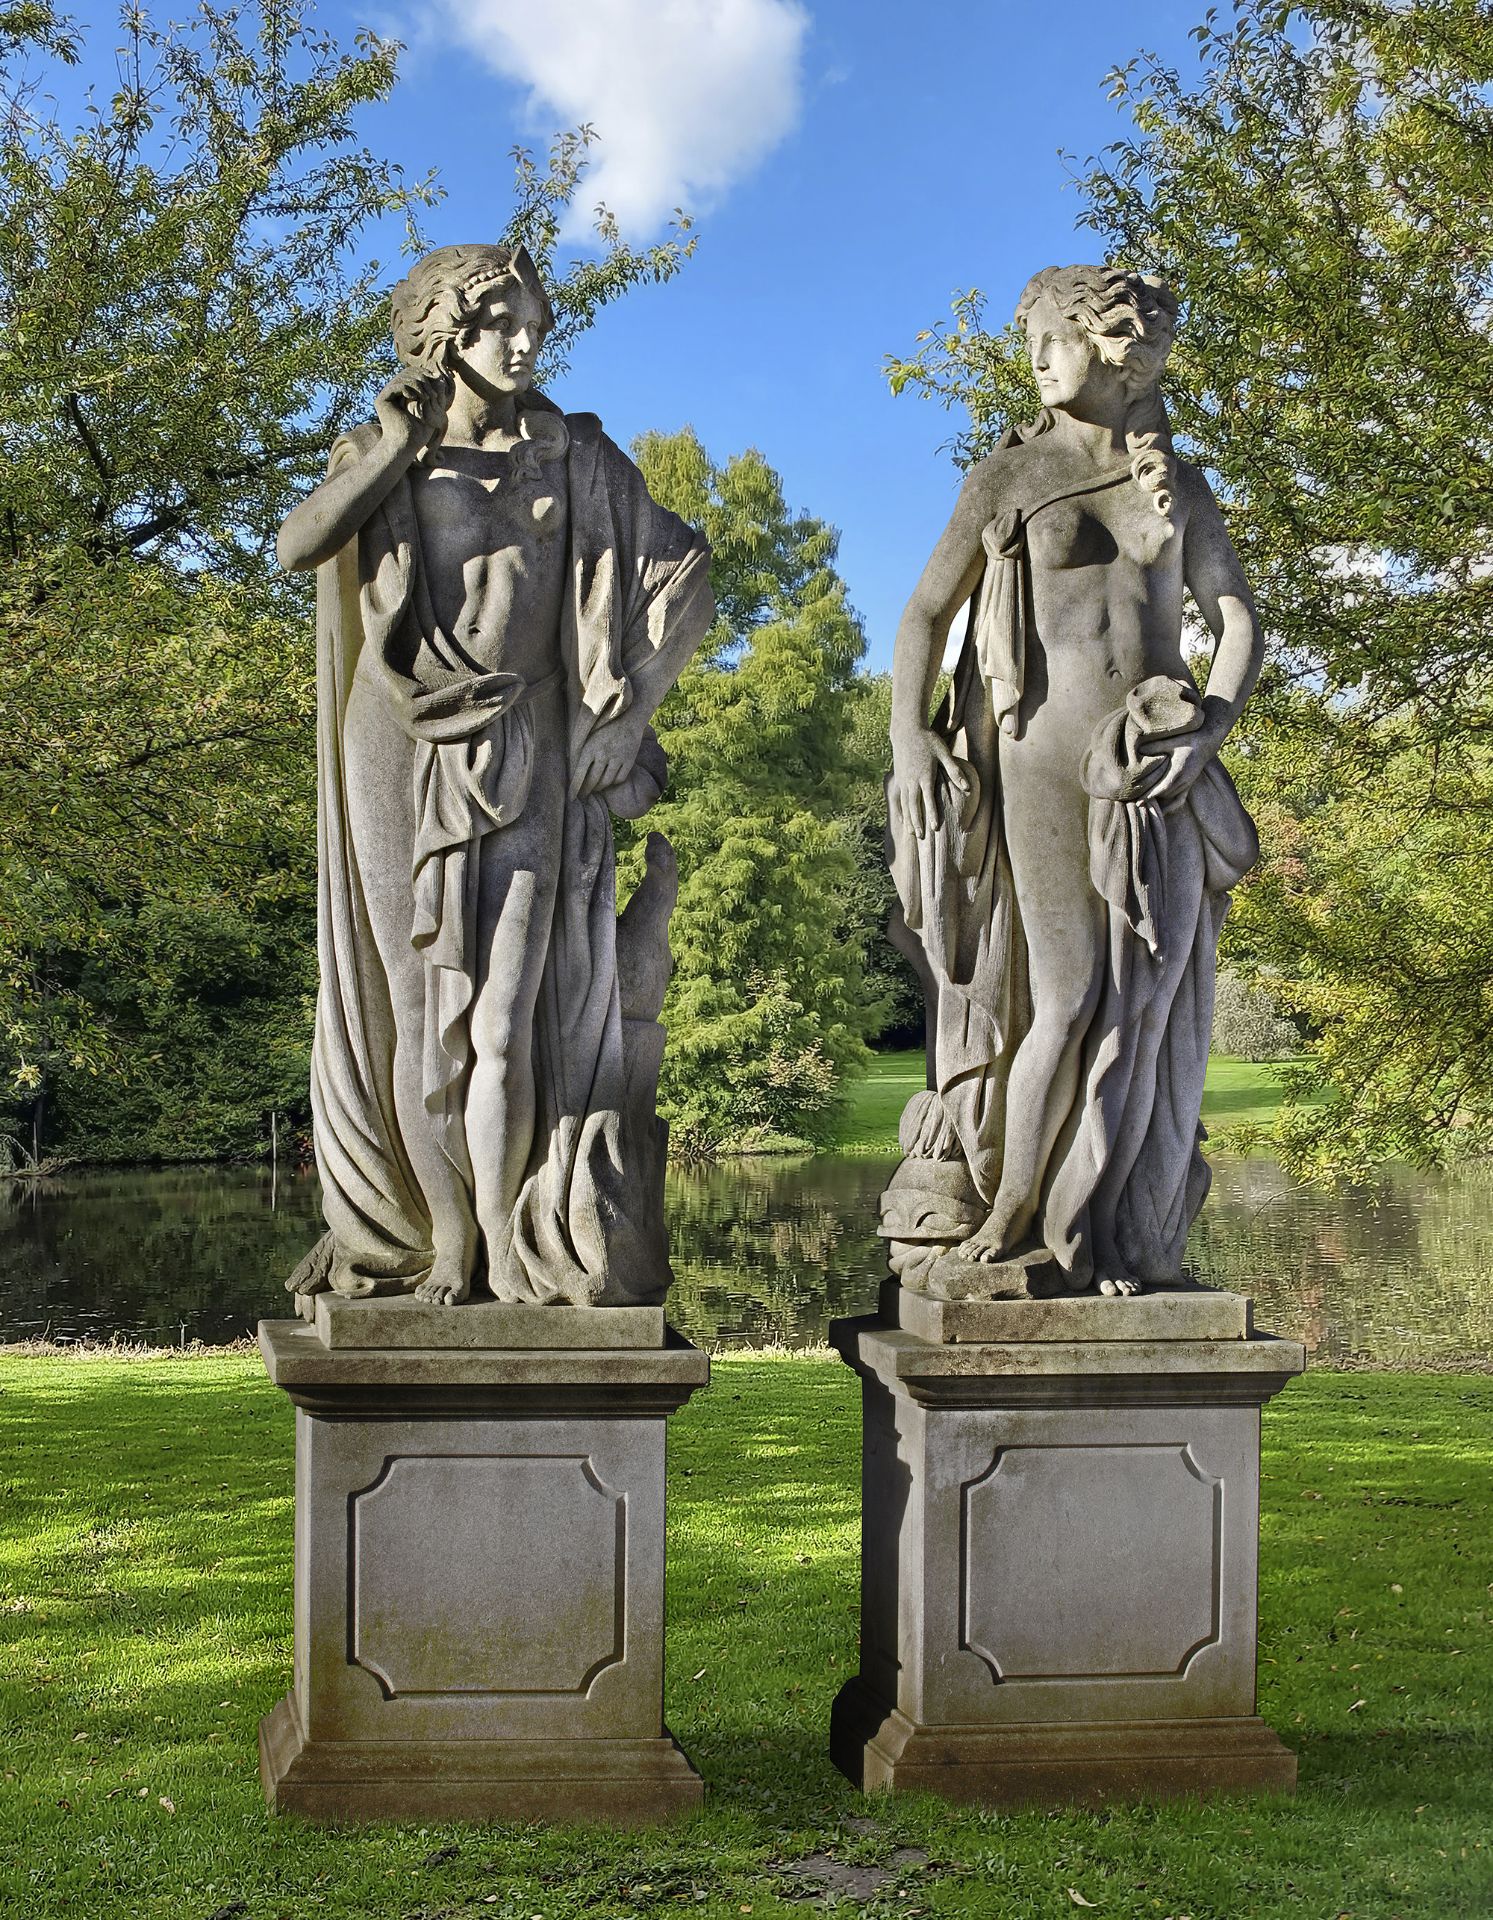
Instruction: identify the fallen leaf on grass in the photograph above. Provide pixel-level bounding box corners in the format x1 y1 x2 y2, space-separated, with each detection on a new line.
1067 1893 1097 1908
1348 1699 1367 1713
158 1796 175 1813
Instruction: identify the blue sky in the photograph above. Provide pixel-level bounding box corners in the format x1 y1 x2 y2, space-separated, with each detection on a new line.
75 0 1219 667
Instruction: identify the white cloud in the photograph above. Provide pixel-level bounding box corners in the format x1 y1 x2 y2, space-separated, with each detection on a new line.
444 0 809 237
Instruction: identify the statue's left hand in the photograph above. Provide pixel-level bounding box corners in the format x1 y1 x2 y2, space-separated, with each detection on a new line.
570 713 647 800
1138 731 1217 806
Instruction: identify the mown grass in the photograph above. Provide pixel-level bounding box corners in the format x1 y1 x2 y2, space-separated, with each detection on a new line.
1 1353 1489 1919
825 1052 1299 1154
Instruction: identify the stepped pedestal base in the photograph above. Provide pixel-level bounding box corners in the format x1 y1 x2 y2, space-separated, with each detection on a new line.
257 1299 708 1825
830 1289 1304 1809
259 1692 703 1825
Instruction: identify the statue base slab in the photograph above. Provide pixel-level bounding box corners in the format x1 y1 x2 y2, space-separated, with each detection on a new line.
256 1314 708 1824
882 1276 1251 1344
828 1297 1304 1808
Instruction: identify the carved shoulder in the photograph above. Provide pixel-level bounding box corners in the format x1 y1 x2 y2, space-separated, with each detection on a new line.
1172 455 1228 529
952 430 1027 525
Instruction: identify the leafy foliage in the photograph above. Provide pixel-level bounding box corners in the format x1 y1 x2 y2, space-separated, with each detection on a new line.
886 0 1493 1175
630 430 883 1153
0 2 699 1160
1211 969 1301 1063
505 126 696 380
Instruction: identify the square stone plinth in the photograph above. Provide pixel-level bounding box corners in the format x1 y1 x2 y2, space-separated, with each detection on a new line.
257 1315 708 1823
829 1298 1305 1808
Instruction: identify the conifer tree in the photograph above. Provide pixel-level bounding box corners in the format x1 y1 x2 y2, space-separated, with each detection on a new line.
630 430 883 1152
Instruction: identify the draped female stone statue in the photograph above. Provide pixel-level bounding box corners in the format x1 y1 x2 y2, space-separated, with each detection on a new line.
883 265 1263 1299
277 244 713 1307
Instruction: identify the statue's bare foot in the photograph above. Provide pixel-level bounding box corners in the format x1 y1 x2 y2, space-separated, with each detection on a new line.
1098 1273 1143 1297
414 1255 471 1307
961 1201 1028 1264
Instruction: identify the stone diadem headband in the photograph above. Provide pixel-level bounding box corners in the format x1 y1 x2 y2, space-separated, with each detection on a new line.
457 263 524 300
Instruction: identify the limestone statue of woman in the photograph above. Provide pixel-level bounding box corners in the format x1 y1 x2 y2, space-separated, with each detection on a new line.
884 265 1262 1299
277 244 713 1307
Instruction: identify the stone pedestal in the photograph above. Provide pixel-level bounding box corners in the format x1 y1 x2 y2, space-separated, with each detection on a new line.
829 1283 1305 1808
257 1295 708 1823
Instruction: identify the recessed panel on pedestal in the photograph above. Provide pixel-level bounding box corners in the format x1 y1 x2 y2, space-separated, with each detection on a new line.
350 1453 625 1698
961 1442 1220 1682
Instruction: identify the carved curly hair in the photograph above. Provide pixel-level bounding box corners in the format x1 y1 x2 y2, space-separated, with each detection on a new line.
389 243 556 372
1015 264 1179 516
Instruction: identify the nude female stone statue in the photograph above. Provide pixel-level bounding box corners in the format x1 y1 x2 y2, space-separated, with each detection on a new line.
277 244 713 1307
883 265 1263 1299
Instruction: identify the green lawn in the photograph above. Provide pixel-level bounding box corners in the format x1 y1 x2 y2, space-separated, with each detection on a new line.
825 1050 1299 1154
1 1352 1488 1918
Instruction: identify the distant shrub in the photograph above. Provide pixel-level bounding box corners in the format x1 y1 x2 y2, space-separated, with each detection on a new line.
1211 970 1302 1061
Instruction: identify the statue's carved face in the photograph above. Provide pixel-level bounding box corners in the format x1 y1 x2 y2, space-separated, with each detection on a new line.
1025 293 1119 417
452 279 548 397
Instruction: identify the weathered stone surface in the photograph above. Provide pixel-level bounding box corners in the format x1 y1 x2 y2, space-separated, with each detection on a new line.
838 1317 1304 1406
261 1695 702 1825
260 1319 706 1416
883 265 1264 1297
315 1294 666 1350
884 1278 1251 1344
258 1315 707 1823
830 1690 1297 1805
829 1309 1303 1807
276 242 715 1311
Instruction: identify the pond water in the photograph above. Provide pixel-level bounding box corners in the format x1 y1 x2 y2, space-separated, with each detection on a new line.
3 1155 1490 1366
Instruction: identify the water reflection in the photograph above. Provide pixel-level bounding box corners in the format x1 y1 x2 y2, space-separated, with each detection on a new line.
1 1155 1489 1364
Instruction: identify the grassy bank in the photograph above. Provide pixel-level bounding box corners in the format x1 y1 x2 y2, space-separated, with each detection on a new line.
1 1353 1488 1918
826 1051 1298 1154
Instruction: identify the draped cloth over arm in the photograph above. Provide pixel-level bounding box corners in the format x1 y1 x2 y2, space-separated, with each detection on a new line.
306 410 713 1303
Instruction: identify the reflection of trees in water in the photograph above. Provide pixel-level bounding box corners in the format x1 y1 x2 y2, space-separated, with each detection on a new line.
665 1157 887 1347
0 1169 322 1343
4 1155 1489 1359
1193 1158 1493 1363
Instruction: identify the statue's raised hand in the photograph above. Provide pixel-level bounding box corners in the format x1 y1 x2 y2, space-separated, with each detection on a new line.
892 723 972 839
374 367 452 456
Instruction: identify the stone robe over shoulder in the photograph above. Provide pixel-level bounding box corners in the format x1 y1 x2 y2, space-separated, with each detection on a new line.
881 436 1259 1294
308 403 713 1304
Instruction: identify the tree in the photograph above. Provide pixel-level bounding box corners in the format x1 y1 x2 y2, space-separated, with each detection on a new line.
839 672 925 1048
629 430 884 1153
885 0 1493 1177
1 1 696 1160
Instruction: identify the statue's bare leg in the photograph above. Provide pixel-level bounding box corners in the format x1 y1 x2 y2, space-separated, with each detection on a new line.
467 761 563 1297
